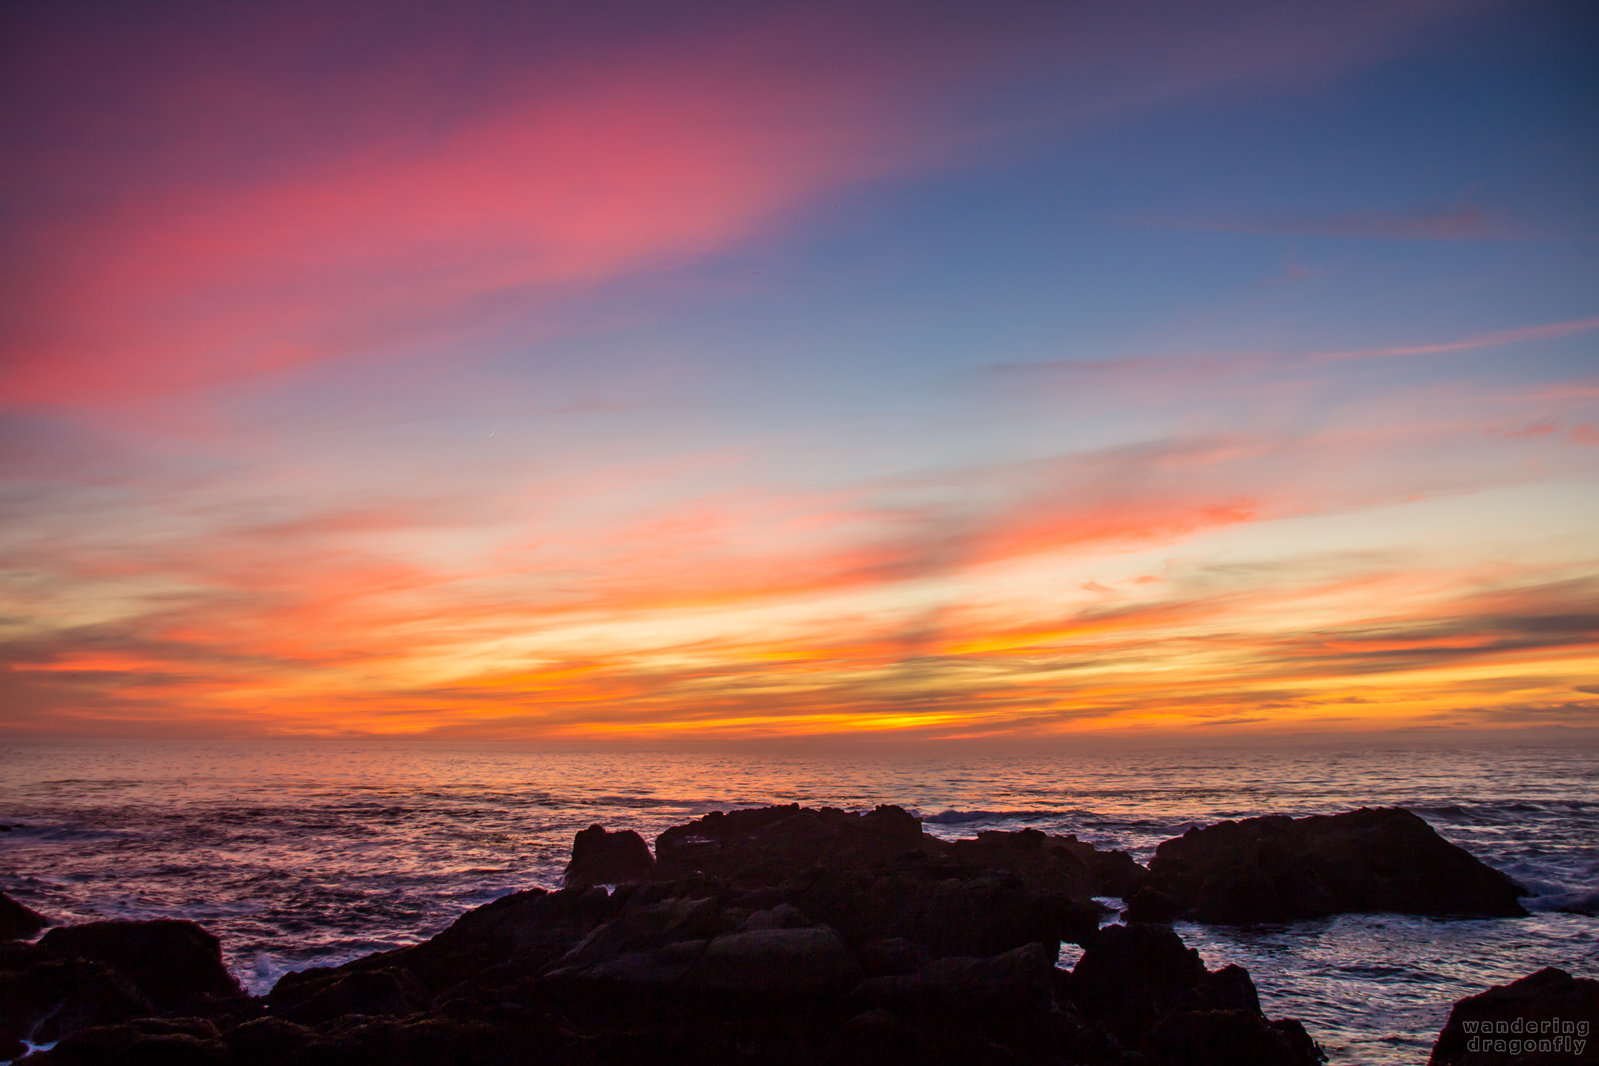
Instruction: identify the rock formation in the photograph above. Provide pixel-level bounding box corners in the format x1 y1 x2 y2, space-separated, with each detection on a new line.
1141 807 1527 923
1430 967 1598 1065
8 805 1338 1066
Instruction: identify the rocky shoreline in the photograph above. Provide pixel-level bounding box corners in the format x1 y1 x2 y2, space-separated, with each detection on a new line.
2 805 1593 1065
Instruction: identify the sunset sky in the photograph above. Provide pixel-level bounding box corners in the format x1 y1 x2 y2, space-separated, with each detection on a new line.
3 0 1596 740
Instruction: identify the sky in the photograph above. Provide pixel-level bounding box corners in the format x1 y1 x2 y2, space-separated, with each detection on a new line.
2 0 1596 741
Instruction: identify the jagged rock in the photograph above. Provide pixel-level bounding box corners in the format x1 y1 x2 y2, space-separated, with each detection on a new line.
1145 807 1527 923
1065 921 1207 1043
855 937 925 977
0 891 48 940
742 863 1099 957
552 936 709 987
742 901 807 930
222 1017 316 1066
1429 967 1599 1065
314 883 620 993
685 927 862 996
268 965 428 1025
1045 834 1150 898
1123 885 1178 924
1064 923 1324 1063
945 829 1095 896
0 953 154 1049
1141 1010 1326 1066
0 806 1346 1066
564 825 655 888
839 1008 933 1066
852 941 1056 1015
39 920 243 1009
552 896 723 971
291 1015 529 1066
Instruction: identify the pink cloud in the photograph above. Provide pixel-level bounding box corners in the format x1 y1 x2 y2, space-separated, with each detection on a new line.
1311 315 1599 361
1 0 1513 412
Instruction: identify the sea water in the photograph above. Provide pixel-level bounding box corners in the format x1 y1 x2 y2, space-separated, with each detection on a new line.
2 738 1595 1064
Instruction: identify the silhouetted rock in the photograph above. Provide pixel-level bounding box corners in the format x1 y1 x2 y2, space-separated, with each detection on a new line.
743 863 1100 956
686 927 862 995
0 891 48 940
564 824 655 888
1045 834 1150 898
1065 921 1207 1043
4 805 1344 1065
28 1018 229 1066
222 1017 316 1066
1061 922 1324 1063
945 828 1094 895
1145 807 1527 923
654 803 928 884
1429 967 1599 1065
852 941 1056 1015
839 1008 933 1065
290 1016 525 1066
269 965 428 1025
40 919 244 1009
1141 1010 1326 1066
855 936 924 977
1123 885 1178 923
343 883 620 992
0 952 154 1049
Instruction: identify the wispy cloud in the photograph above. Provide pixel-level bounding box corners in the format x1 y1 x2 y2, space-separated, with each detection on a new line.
1119 198 1577 242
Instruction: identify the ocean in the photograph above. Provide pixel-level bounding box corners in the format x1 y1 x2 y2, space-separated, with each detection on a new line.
2 738 1595 1064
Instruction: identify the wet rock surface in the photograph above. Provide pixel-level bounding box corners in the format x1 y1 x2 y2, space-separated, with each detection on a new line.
5 802 1529 1064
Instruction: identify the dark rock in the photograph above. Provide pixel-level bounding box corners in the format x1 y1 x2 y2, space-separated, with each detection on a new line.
654 803 928 884
0 803 1347 1066
1123 886 1178 924
548 896 722 972
293 1015 531 1066
0 891 48 940
684 927 862 996
855 937 925 977
1066 922 1207 1043
323 884 620 993
39 920 243 1009
852 941 1056 1015
1141 1009 1327 1065
269 965 428 1025
0 955 155 1048
741 901 807 930
1183 963 1262 1014
945 829 1095 896
1044 834 1150 898
1429 967 1599 1065
222 1017 316 1066
1145 807 1527 923
753 864 1099 958
551 936 709 988
29 1018 230 1066
1063 923 1323 1062
564 825 655 888
838 1009 933 1066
